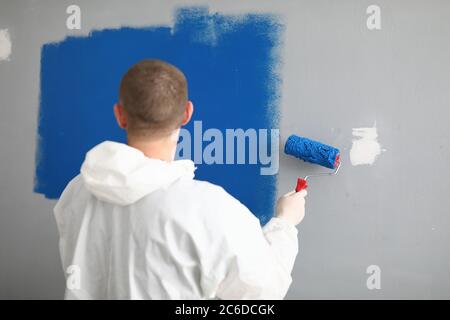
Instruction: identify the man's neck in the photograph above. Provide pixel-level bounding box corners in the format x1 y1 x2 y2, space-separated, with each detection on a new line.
127 132 178 162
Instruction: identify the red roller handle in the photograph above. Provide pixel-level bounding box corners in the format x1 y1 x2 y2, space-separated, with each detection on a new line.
295 178 308 192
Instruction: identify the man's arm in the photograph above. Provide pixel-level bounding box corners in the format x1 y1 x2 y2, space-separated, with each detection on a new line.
215 190 307 299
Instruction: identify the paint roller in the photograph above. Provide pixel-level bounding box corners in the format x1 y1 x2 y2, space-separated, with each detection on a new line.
284 135 341 192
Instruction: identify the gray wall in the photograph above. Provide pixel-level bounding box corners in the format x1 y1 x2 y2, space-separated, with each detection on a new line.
1 0 449 299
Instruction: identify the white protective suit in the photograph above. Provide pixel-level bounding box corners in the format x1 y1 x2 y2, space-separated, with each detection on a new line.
54 141 299 299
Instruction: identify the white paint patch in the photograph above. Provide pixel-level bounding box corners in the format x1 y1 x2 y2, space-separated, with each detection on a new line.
0 29 12 61
350 125 384 166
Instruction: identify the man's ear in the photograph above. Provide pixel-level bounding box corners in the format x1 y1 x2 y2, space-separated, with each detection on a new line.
181 101 194 126
113 103 127 129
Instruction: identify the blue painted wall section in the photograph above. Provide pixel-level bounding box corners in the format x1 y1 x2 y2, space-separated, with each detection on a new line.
35 7 282 225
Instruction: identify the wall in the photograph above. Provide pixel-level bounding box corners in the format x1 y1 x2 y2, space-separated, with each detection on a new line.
0 0 449 299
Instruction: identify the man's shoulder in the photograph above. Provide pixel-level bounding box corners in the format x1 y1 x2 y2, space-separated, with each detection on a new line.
162 177 252 218
60 174 85 198
139 177 241 215
54 174 88 211
170 178 232 201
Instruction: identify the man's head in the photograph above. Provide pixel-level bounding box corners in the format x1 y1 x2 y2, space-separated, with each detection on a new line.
114 59 193 140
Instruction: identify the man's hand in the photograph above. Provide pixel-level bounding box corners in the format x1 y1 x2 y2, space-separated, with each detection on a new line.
276 189 307 226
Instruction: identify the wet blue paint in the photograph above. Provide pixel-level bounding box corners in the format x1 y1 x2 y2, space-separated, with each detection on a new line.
35 7 282 225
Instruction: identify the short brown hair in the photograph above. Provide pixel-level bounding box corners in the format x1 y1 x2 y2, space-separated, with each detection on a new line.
119 59 188 137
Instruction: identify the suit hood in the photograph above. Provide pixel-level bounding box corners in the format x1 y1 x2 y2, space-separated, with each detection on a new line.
80 141 195 205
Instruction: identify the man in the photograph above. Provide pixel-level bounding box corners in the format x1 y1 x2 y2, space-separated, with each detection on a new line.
54 59 307 299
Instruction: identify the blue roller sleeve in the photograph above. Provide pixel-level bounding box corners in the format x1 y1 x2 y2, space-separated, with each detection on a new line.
284 135 340 169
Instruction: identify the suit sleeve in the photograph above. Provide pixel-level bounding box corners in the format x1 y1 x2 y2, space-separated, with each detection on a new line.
215 193 299 300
